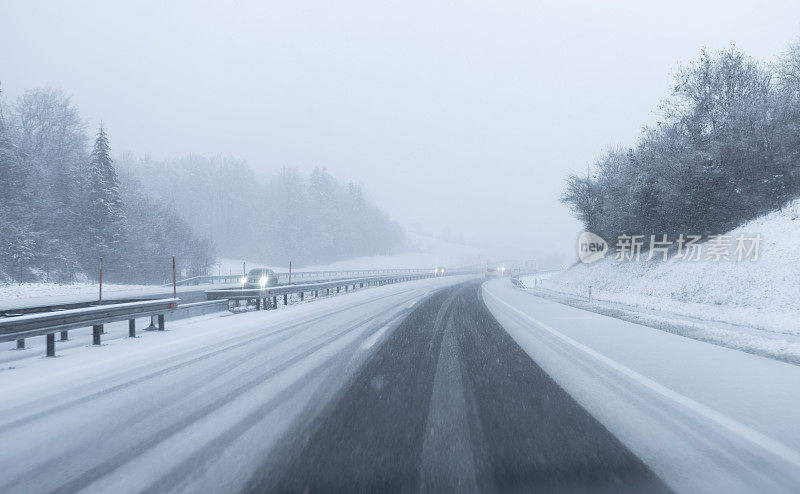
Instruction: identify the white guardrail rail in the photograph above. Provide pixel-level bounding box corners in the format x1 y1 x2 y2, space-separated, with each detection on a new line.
2 266 494 359
204 273 435 309
0 298 180 357
1 271 445 359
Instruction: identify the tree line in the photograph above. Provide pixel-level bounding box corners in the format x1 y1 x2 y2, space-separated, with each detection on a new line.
120 155 405 267
1 85 407 283
562 39 800 246
0 86 215 283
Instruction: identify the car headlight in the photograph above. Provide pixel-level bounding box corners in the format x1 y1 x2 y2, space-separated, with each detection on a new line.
259 276 267 287
241 276 248 284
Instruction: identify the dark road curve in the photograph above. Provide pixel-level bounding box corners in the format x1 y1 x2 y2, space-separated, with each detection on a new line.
244 280 671 493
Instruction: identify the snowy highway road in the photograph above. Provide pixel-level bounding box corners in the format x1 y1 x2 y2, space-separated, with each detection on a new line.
2 276 800 493
254 280 667 493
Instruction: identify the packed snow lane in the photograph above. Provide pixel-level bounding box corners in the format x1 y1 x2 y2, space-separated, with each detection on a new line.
0 275 470 494
248 280 668 493
483 278 800 494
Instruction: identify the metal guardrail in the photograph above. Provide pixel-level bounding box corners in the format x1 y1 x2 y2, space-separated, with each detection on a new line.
205 273 435 309
2 268 477 359
170 268 443 286
0 298 180 357
509 269 563 289
0 297 165 318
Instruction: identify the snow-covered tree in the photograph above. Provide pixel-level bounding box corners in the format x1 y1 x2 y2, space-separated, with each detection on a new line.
82 124 125 274
562 44 800 246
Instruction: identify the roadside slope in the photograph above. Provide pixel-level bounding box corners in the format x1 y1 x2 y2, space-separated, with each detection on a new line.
527 198 800 336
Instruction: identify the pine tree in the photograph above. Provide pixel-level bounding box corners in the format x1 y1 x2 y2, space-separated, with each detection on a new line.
83 123 125 276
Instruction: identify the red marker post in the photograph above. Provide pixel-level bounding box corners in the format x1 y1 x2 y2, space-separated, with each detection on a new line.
172 256 177 300
289 262 292 286
99 257 103 305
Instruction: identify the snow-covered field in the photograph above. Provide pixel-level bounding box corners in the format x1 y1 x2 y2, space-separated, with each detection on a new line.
484 279 800 493
519 199 800 358
0 282 153 305
217 232 487 275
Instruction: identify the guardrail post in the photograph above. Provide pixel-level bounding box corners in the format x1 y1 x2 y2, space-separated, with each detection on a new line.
129 319 136 337
93 325 103 345
60 331 68 341
145 316 158 331
283 294 288 305
300 291 304 301
46 333 55 357
15 338 25 349
337 286 340 293
158 314 165 331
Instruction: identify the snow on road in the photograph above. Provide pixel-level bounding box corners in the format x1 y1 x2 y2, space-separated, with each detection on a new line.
0 275 471 494
484 278 800 494
517 274 800 365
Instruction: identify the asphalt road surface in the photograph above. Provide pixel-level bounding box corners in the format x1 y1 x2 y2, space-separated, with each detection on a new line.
247 280 670 493
6 275 799 493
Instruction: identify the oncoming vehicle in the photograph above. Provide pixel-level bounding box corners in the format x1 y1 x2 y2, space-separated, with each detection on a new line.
242 268 278 288
434 267 446 277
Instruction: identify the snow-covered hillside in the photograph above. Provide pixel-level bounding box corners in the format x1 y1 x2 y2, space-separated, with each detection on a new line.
524 198 800 336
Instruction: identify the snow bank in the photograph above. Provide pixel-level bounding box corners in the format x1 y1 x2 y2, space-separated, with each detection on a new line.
523 198 800 336
0 282 152 305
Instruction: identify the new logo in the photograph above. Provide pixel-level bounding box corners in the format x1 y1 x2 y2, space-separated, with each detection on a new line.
578 232 608 263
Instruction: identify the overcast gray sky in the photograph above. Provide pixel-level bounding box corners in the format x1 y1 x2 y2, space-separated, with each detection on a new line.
3 1 800 262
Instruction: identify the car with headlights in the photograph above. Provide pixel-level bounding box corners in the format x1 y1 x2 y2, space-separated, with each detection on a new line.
243 268 279 288
434 267 446 277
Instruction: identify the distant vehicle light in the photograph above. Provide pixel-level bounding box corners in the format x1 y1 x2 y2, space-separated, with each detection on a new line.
259 276 268 287
241 276 248 284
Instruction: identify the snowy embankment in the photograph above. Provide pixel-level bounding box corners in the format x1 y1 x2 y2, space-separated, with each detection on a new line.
520 198 800 362
0 283 153 305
